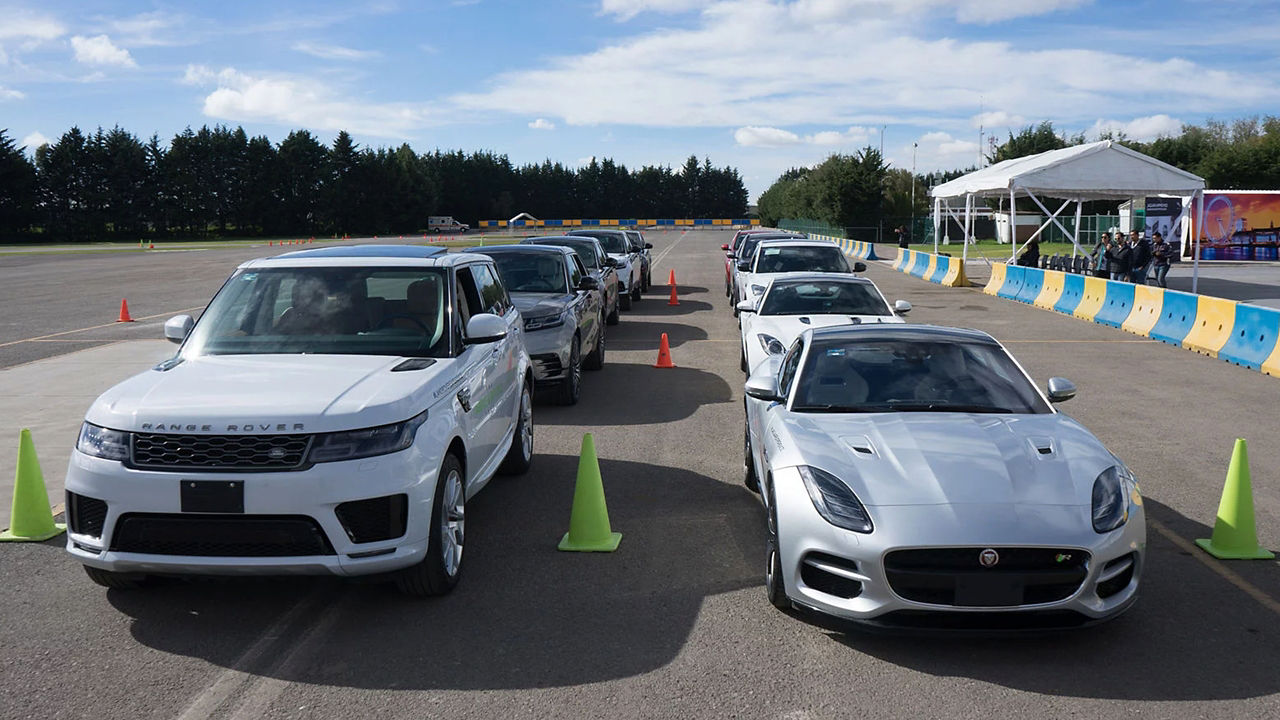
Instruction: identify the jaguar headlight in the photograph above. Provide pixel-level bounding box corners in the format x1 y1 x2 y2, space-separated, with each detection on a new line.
798 465 873 533
77 423 130 461
1092 465 1132 533
309 410 428 463
757 333 786 355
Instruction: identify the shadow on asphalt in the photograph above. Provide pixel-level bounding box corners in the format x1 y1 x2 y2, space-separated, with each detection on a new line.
539 362 733 425
606 320 708 349
630 298 716 317
818 498 1280 701
107 454 764 691
659 284 709 296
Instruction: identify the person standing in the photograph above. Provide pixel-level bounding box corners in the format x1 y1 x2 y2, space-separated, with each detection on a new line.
896 225 908 249
1151 231 1172 288
1092 232 1111 277
1105 234 1132 281
1129 229 1152 284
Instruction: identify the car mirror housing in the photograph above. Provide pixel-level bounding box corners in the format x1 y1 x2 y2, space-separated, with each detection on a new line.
1047 376 1077 403
894 300 912 314
604 257 618 268
721 244 730 251
744 373 780 402
579 276 601 291
464 314 507 345
737 260 752 271
644 243 653 249
164 315 194 344
853 261 868 272
736 300 757 313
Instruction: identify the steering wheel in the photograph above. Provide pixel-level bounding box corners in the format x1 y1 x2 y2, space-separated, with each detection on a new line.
374 314 431 334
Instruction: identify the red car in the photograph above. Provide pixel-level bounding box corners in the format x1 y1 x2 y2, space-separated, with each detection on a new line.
721 229 804 298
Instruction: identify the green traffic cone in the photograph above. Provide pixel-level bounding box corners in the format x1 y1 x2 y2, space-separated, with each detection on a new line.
1195 439 1274 560
557 433 621 552
0 429 66 542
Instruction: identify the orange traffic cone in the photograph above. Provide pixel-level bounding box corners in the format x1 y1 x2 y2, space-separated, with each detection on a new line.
117 299 134 323
667 269 676 286
148 242 155 249
309 237 314 243
667 284 680 306
654 333 675 368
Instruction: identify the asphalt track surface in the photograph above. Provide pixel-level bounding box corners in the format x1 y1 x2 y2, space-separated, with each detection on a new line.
2 230 1279 719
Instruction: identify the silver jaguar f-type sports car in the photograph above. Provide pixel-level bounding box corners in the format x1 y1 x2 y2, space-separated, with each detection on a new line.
743 324 1145 629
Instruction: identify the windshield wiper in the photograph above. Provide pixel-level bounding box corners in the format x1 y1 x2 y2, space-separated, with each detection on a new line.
873 401 1014 413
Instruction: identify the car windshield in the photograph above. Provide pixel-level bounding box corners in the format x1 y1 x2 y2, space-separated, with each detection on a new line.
761 281 891 316
572 231 627 253
554 241 600 268
754 246 850 274
488 252 568 294
181 267 451 358
792 339 1051 414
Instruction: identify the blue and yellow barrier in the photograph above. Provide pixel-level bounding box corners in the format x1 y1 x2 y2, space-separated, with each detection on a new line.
1094 281 1136 328
1150 290 1199 345
983 263 1008 296
1122 286 1165 336
997 265 1026 300
1219 304 1280 371
1014 267 1044 304
807 233 880 262
478 218 760 229
1182 295 1238 358
1034 270 1066 310
881 247 967 286
1054 274 1086 315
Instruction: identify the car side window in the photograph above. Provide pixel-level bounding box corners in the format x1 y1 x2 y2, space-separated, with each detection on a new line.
455 266 484 322
472 263 508 315
569 255 585 288
778 339 805 400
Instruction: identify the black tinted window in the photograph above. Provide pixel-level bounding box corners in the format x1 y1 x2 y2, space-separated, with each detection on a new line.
755 246 850 274
488 253 568 294
761 281 889 316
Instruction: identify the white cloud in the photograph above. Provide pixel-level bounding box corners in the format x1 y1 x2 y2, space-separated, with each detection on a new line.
1088 114 1183 142
528 118 556 130
292 41 380 61
0 86 24 101
601 0 1088 23
0 10 65 42
971 110 1025 129
181 64 434 138
20 131 50 150
71 35 137 68
600 0 712 20
910 131 982 171
99 11 186 47
734 125 873 147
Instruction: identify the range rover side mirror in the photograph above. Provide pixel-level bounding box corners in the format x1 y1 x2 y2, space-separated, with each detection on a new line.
853 261 868 272
164 315 194 344
894 300 912 314
744 372 780 402
579 275 601 291
1047 377 1077 403
644 243 653 249
604 257 619 268
464 314 507 344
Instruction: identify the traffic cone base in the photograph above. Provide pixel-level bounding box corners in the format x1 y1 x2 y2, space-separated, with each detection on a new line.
667 284 680 306
654 332 675 368
0 430 65 543
557 433 621 553
1195 438 1274 560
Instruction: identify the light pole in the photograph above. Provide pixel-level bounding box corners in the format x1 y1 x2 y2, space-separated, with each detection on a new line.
879 126 886 156
910 142 917 244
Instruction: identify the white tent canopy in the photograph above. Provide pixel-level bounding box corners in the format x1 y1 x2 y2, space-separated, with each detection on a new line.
928 141 1208 291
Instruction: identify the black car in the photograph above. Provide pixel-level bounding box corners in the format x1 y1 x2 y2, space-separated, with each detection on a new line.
521 235 620 325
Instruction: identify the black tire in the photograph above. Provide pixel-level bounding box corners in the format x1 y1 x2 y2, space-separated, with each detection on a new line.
619 291 632 311
557 336 582 405
606 294 620 325
584 318 605 371
499 382 533 475
83 565 146 590
731 289 740 317
396 454 466 596
744 423 759 493
765 485 789 610
740 343 749 373
631 283 642 302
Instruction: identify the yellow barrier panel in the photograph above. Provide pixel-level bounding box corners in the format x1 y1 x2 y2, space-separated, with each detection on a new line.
983 263 1007 295
1122 285 1165 337
1072 276 1109 321
940 258 969 287
751 219 761 225
1034 270 1066 309
1182 295 1238 357
923 254 938 281
1263 343 1280 378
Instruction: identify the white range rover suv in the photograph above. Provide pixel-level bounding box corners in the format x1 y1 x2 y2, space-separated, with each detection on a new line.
64 245 534 596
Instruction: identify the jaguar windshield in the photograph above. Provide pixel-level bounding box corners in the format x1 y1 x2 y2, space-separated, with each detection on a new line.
754 246 850 274
792 339 1050 414
761 281 890 316
181 267 451 358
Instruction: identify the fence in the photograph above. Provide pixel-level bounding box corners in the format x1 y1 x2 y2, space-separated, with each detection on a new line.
777 220 882 244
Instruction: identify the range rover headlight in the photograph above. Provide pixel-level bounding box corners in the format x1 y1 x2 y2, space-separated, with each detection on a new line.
524 312 566 332
798 465 873 533
757 333 786 355
1092 465 1132 533
77 423 130 461
309 410 429 463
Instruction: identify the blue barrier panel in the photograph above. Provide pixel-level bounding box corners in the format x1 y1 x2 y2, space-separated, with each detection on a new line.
582 219 600 226
544 219 562 226
997 265 1026 299
1014 267 1044 304
865 243 879 260
619 219 637 226
1094 281 1137 328
733 218 750 225
1054 274 1086 315
657 219 675 226
909 251 930 278
511 219 526 227
927 255 950 284
1149 290 1199 345
1219 304 1280 370
694 218 712 226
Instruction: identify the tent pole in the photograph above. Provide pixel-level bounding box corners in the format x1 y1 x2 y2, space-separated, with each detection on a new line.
933 196 940 254
962 194 971 264
1009 187 1017 261
1192 190 1204 294
1072 198 1083 258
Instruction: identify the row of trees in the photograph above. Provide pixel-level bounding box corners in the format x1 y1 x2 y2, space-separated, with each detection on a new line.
756 115 1280 234
0 125 749 242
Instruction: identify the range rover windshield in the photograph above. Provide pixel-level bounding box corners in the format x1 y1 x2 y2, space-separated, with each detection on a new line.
181 267 452 358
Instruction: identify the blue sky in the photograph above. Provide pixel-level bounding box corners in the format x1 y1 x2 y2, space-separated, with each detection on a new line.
1 0 1276 201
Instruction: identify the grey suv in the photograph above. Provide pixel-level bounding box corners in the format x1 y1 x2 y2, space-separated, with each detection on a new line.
521 235 620 326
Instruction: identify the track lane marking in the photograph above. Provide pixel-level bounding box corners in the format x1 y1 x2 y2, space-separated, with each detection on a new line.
1149 517 1280 616
0 306 204 348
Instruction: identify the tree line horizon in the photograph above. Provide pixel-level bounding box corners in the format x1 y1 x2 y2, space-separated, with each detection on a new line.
0 125 750 242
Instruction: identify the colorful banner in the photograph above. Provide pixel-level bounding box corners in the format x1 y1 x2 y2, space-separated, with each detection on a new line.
1194 191 1280 261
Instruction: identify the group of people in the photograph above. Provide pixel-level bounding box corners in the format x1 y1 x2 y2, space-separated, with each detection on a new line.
1092 230 1174 287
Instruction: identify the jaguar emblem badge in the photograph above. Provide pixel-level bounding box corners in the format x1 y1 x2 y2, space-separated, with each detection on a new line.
979 548 1000 568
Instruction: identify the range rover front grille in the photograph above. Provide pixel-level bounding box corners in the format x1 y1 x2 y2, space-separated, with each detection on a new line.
884 547 1090 608
130 433 312 471
111 513 334 556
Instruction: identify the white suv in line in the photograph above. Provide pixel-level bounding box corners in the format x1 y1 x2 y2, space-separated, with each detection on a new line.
64 245 534 597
